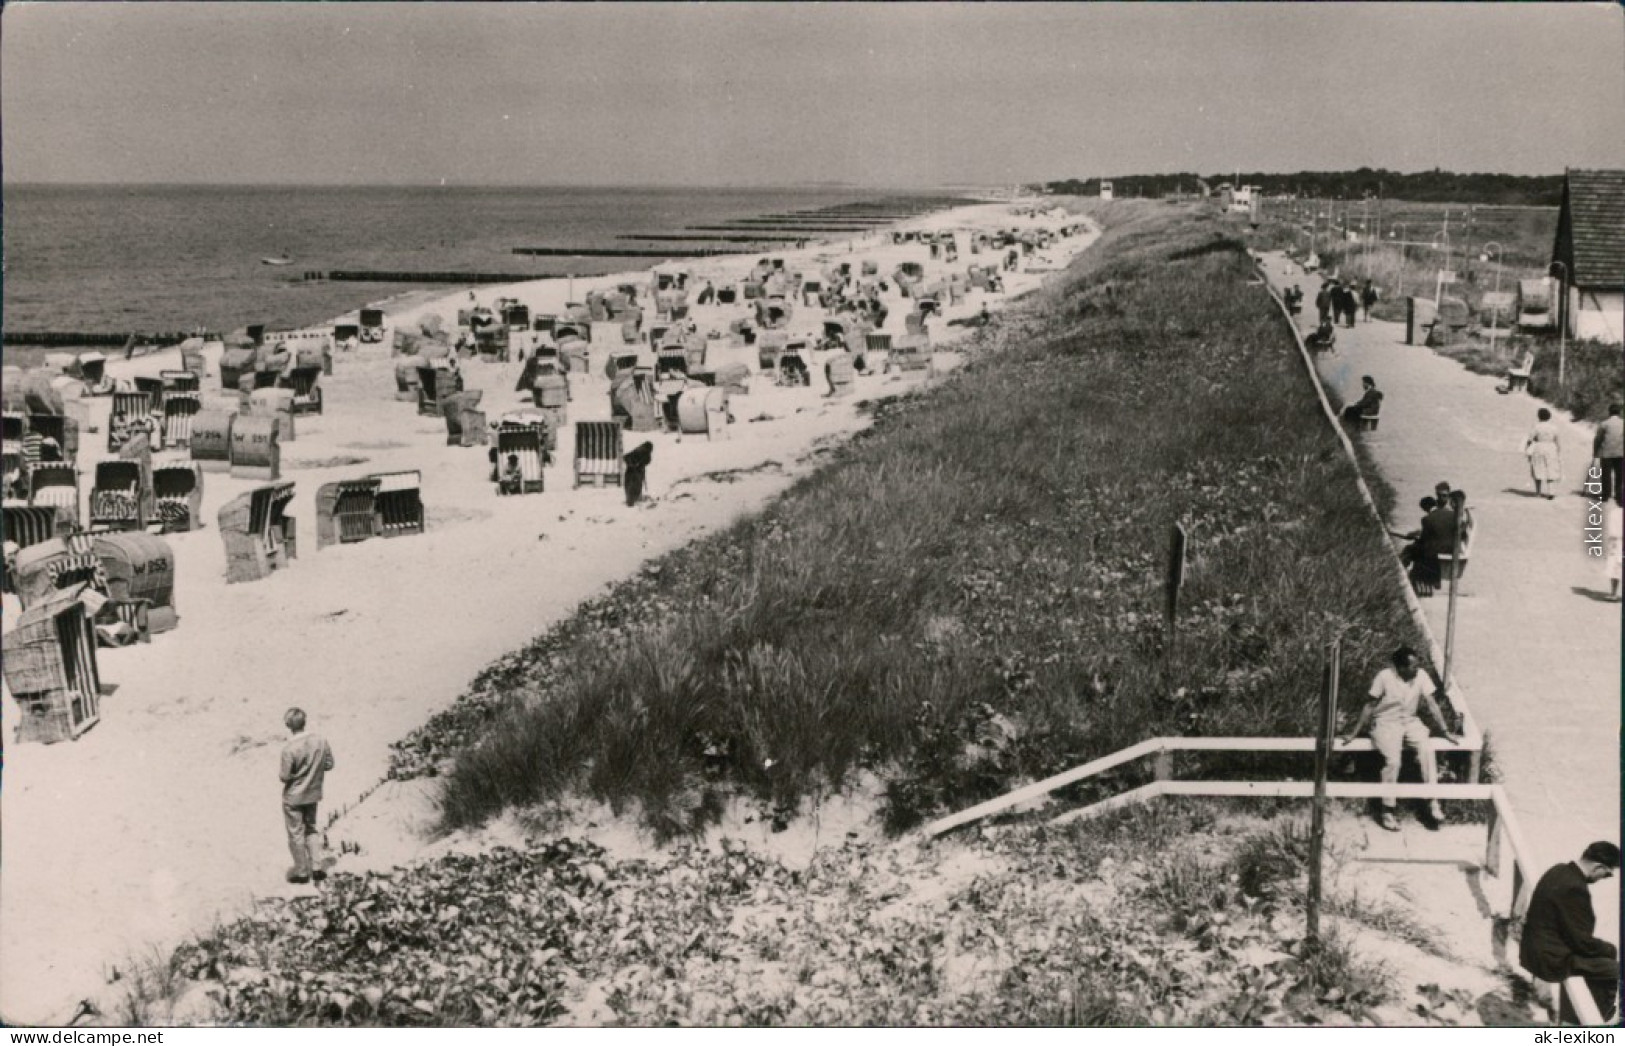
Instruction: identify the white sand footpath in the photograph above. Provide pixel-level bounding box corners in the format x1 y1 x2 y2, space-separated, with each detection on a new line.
1 202 1097 1025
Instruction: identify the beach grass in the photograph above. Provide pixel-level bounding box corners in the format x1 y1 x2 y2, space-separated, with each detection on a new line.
407 199 1435 839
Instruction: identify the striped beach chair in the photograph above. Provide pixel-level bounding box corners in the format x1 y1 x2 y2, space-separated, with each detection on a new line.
161 370 201 396
280 367 324 416
374 471 425 538
162 393 202 449
90 461 147 532
2 586 104 742
1 506 63 596
27 463 80 530
573 421 623 489
316 477 380 548
153 462 204 533
108 391 157 453
28 415 79 466
496 425 547 495
1 411 26 445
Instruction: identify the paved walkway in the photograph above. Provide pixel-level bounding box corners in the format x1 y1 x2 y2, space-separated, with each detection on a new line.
1263 254 1620 944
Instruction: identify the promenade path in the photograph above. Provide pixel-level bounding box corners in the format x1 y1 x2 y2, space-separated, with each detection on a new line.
1263 254 1621 944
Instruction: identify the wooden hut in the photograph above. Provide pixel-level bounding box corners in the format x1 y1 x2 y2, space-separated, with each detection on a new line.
219 483 296 584
2 585 103 743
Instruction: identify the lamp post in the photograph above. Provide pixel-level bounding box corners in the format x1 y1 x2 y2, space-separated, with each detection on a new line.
1551 260 1568 387
1479 242 1503 347
1391 223 1408 298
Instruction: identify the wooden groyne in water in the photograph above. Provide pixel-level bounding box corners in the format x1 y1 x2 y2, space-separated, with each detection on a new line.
303 271 544 283
618 234 809 243
3 330 216 348
510 247 738 259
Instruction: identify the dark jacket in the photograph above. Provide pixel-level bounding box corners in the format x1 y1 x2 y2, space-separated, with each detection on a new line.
1520 862 1617 981
1418 505 1461 558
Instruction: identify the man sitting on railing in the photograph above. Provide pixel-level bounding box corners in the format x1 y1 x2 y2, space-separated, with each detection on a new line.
1338 645 1461 832
1520 841 1620 1025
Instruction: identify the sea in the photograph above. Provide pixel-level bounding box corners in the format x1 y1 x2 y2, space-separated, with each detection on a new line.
1 184 955 364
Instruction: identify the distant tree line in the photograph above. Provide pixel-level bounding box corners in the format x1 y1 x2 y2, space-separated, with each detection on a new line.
1042 168 1563 206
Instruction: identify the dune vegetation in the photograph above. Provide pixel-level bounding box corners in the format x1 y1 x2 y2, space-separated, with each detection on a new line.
392 200 1447 840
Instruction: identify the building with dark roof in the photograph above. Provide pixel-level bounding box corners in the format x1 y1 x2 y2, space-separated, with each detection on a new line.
1551 169 1624 344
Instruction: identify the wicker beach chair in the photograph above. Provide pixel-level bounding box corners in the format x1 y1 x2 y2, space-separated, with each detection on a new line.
162 393 202 449
495 425 547 495
316 478 380 549
1 586 103 743
373 470 425 538
27 463 80 531
219 482 296 584
94 531 178 633
107 391 157 453
359 308 386 344
280 367 324 416
153 462 204 533
573 421 623 489
90 460 150 532
30 414 80 466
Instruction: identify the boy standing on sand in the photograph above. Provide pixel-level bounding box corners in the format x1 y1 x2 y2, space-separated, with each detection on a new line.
280 708 335 885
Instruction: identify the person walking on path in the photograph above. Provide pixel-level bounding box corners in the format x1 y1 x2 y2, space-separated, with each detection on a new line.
1519 841 1620 1024
1592 403 1622 506
1315 285 1332 327
1526 407 1565 499
1361 280 1379 322
1338 645 1460 831
623 440 653 507
1603 501 1622 602
1341 375 1383 425
280 708 335 885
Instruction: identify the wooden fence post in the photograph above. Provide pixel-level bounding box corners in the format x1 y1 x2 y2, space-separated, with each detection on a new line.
1308 638 1341 947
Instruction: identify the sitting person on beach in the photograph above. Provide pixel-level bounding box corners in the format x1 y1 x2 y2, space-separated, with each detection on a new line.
499 453 524 496
1341 376 1383 424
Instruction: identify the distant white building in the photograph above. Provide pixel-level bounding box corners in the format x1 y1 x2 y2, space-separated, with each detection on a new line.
1552 168 1625 344
1100 180 1114 201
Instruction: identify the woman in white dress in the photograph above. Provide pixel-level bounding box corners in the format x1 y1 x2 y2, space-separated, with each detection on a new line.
1525 407 1563 499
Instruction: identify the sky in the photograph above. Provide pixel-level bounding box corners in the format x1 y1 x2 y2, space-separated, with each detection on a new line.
3 2 1623 187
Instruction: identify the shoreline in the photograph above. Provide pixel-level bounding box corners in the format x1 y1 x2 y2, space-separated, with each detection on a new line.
1 199 1092 1025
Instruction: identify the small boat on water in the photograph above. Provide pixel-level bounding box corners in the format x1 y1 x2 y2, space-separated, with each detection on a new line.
261 256 293 267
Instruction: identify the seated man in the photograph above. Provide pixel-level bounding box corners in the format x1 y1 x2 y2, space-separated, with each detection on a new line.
1339 645 1460 832
1305 321 1337 351
1393 496 1437 571
498 453 524 496
1521 841 1621 1024
1341 376 1383 424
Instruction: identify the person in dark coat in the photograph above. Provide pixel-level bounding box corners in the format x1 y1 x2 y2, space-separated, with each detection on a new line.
1315 285 1333 326
1520 841 1620 1024
1361 280 1379 321
623 441 653 507
1341 375 1383 424
1412 497 1461 593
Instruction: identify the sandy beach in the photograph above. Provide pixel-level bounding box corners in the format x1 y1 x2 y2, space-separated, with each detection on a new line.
1 200 1096 1024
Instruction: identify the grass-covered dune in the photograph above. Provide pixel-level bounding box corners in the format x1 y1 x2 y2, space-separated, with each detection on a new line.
397 200 1439 839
